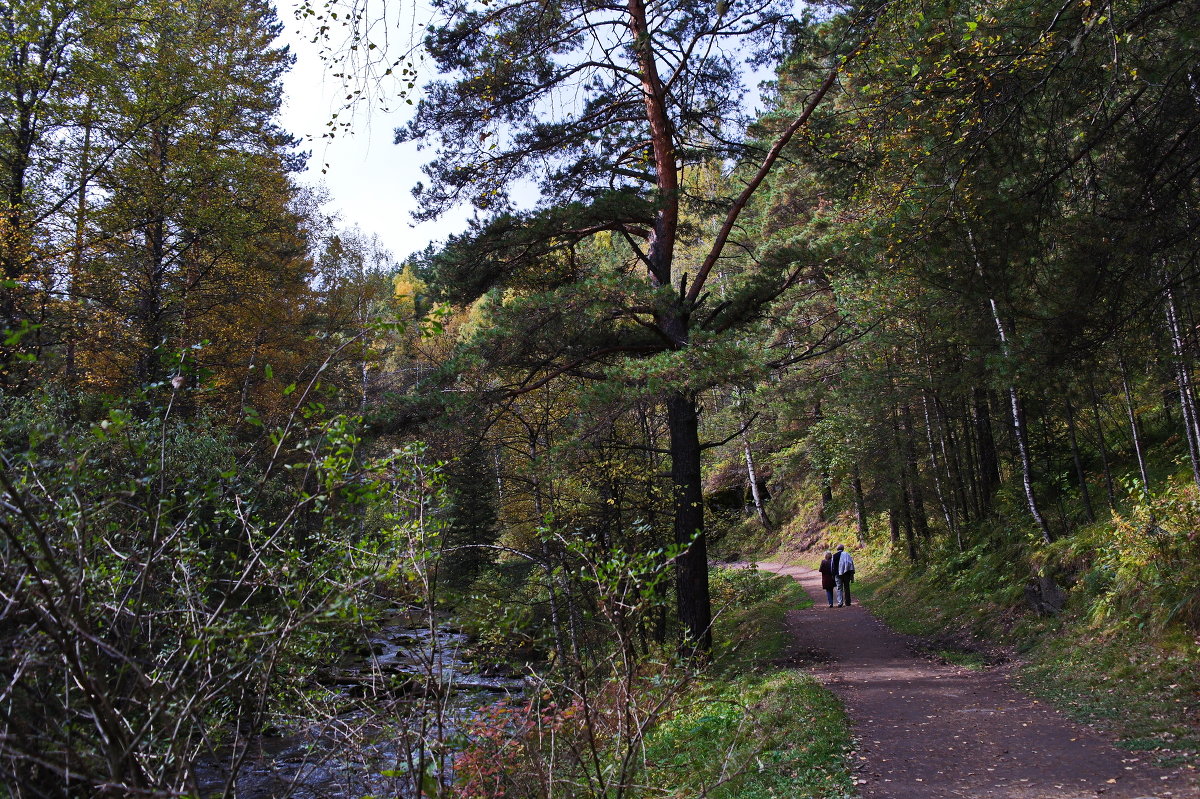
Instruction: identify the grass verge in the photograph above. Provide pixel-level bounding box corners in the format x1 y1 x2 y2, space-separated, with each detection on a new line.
1019 628 1200 767
642 565 854 798
643 670 855 798
711 565 811 667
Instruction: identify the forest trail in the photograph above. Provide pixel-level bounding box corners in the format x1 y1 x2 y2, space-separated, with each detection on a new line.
753 561 1198 799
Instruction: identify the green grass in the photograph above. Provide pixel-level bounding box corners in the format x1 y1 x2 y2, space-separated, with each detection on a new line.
643 671 856 799
638 565 856 798
1018 628 1200 767
932 649 989 669
711 565 811 668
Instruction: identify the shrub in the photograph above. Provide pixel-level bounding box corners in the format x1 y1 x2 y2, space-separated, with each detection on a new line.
1048 482 1200 632
0 390 447 796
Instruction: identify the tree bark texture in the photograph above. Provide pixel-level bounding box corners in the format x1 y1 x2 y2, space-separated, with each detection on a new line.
972 387 1001 514
1165 286 1200 490
922 392 958 545
852 465 869 542
1087 379 1118 508
743 436 771 531
666 391 712 653
899 404 931 540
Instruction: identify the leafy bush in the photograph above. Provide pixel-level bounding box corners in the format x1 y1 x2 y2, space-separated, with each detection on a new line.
454 698 583 799
1050 484 1200 632
457 559 548 665
0 390 447 796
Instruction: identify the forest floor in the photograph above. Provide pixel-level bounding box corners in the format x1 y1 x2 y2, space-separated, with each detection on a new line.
753 562 1200 799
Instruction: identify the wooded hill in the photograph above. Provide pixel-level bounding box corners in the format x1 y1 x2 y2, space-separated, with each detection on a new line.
2 0 1198 794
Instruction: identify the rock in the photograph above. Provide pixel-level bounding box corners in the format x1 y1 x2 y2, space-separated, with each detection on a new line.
1024 572 1067 615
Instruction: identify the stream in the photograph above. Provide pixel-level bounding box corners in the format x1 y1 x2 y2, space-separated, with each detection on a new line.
196 615 527 798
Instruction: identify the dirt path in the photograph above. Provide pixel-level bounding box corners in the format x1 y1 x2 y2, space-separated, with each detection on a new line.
754 561 1198 799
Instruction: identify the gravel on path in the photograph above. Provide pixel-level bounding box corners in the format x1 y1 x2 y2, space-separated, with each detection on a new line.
753 561 1198 799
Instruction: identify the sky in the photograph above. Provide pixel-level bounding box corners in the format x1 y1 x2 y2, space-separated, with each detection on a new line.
276 1 471 263
273 0 778 265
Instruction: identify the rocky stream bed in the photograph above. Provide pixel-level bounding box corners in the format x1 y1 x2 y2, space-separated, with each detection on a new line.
196 615 527 798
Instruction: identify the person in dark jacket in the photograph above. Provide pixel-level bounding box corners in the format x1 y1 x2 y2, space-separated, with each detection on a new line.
818 551 835 607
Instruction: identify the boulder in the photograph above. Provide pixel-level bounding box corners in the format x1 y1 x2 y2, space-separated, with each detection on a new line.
1024 572 1067 615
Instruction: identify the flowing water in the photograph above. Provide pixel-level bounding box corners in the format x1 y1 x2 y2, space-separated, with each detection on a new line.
196 614 527 798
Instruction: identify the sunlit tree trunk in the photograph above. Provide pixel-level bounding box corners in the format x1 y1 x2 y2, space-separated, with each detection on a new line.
984 288 1052 543
1119 357 1152 500
922 391 958 546
1165 285 1200 490
743 435 770 531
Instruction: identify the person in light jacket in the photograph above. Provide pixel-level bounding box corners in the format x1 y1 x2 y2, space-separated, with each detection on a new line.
834 543 856 607
818 551 836 607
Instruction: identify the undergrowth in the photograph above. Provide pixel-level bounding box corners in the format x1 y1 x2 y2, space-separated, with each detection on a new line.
854 517 1200 771
1020 628 1200 767
452 565 856 798
711 566 811 667
646 566 854 799
643 670 855 799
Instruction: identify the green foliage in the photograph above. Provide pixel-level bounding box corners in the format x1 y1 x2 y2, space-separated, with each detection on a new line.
711 566 810 666
451 530 698 799
1044 482 1200 633
0 389 448 794
438 446 502 592
642 671 854 799
456 560 546 665
859 526 1031 640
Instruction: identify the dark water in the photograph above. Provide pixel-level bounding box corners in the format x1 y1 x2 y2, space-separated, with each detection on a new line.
196 616 526 798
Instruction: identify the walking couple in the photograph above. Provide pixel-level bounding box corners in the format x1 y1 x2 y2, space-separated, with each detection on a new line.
819 544 855 607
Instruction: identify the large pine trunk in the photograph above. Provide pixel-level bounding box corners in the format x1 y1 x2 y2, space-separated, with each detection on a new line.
666 391 712 653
